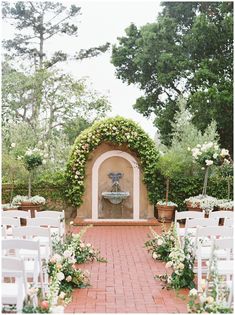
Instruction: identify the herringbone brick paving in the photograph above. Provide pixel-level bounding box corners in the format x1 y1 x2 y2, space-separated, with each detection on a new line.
65 226 189 313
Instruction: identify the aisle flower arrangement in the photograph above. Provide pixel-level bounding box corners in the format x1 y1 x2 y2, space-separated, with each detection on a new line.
155 235 195 290
52 226 106 264
145 224 178 262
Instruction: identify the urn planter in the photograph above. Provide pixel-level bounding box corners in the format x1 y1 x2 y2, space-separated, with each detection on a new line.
157 204 176 222
19 201 42 218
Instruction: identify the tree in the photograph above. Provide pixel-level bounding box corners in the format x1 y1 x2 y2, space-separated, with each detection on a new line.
2 2 109 69
2 1 110 133
111 2 233 154
2 64 110 155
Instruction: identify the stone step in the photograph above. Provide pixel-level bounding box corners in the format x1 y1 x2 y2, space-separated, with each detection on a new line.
73 218 160 226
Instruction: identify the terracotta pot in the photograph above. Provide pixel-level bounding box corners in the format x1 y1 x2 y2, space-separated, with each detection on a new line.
186 201 203 212
19 202 42 218
157 204 176 222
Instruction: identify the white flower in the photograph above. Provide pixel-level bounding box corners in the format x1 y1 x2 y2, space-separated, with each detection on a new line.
189 288 198 296
38 141 43 146
213 153 218 159
64 250 73 258
42 159 47 165
59 292 66 299
17 156 22 160
201 167 205 170
52 254 62 262
220 148 229 157
70 221 74 225
11 143 16 148
165 261 173 268
206 296 214 304
205 159 213 166
157 239 163 246
66 275 72 282
44 153 49 158
178 262 185 270
86 243 91 247
152 252 158 260
187 147 191 151
57 272 65 281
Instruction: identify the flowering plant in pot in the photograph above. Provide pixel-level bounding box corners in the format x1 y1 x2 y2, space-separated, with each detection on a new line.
186 143 231 212
156 151 183 222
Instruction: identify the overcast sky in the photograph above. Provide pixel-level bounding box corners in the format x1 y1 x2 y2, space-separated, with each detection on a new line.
2 0 162 138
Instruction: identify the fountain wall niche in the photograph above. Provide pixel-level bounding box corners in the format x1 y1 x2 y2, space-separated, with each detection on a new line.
75 142 154 220
98 156 133 219
101 172 130 219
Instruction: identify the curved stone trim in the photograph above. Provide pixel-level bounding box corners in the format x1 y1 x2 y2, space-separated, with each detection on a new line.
92 150 140 220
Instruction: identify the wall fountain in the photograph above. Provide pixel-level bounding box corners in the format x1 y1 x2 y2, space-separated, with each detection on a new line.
102 172 129 205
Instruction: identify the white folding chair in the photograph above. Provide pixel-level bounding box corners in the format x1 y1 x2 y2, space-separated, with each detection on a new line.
2 256 28 312
209 210 234 226
27 217 63 240
35 210 65 235
2 239 45 297
175 210 205 238
12 226 52 260
2 209 31 219
1 217 21 237
195 226 233 290
207 238 233 307
2 226 7 238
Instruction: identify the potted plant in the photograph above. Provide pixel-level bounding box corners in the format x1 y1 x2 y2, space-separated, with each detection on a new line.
156 151 184 222
185 143 231 212
12 147 46 216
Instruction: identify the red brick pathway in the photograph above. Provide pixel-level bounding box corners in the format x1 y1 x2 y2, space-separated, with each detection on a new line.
65 226 189 313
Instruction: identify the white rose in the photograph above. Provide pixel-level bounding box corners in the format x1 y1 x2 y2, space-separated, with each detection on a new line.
206 296 214 304
165 261 173 268
178 262 185 270
57 272 65 281
220 148 229 157
205 159 213 166
59 292 66 299
152 252 158 260
189 288 198 296
64 250 73 258
157 239 163 246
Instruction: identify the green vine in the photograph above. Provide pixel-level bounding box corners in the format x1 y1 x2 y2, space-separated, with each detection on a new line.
66 116 159 207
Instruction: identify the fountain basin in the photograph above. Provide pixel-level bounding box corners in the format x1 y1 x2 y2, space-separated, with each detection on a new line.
102 192 130 204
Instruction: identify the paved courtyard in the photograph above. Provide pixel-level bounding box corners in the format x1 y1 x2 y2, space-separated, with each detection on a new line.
65 226 189 313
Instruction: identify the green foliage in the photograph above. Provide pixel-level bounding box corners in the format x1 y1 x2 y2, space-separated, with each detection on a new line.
111 2 233 152
145 225 177 262
52 229 106 264
66 116 160 207
23 153 42 171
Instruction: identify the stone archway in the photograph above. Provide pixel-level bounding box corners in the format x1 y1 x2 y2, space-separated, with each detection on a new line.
92 150 140 220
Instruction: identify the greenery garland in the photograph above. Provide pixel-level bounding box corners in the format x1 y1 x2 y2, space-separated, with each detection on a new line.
66 116 159 207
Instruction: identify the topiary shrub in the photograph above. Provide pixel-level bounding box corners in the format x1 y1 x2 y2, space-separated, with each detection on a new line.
66 116 160 207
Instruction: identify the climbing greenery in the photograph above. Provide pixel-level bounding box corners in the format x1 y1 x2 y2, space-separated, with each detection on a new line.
66 116 159 207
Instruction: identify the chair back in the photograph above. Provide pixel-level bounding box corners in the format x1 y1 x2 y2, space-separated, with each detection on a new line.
35 210 64 219
2 210 31 219
175 210 204 223
27 217 61 228
1 217 21 227
186 217 219 229
2 256 28 312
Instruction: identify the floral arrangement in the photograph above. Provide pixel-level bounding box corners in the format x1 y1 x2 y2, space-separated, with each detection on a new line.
155 235 195 290
22 148 44 171
145 224 178 262
66 116 159 207
12 195 46 205
187 244 233 313
217 200 233 210
184 194 218 214
190 143 231 195
157 201 178 207
47 252 90 299
52 226 106 264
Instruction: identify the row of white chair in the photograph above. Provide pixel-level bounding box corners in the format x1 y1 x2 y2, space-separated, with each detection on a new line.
2 210 65 239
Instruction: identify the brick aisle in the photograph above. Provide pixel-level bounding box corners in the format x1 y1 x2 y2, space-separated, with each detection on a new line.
65 226 189 313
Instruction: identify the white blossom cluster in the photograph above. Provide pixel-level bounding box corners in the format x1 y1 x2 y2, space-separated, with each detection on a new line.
12 195 46 205
157 200 178 207
165 247 186 275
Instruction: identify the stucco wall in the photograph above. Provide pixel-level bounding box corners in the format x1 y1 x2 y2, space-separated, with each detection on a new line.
77 142 154 219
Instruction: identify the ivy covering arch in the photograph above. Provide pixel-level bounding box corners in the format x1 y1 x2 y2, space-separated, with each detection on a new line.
66 116 159 207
